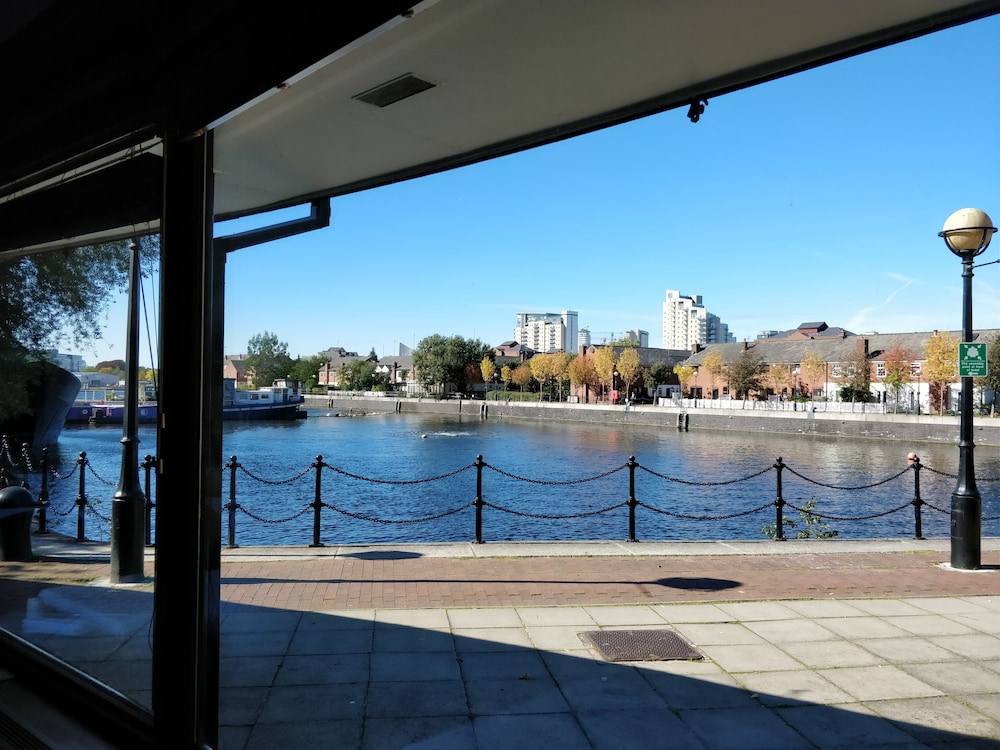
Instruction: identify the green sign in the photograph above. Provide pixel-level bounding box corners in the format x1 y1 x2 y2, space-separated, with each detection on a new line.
959 342 988 378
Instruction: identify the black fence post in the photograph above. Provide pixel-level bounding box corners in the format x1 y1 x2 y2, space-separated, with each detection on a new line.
142 454 155 547
225 455 239 549
19 442 31 490
36 447 50 534
310 455 324 548
909 453 924 540
627 455 638 542
76 451 87 541
773 457 786 541
474 455 484 544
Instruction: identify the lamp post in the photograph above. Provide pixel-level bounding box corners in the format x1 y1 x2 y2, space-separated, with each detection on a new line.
939 208 996 570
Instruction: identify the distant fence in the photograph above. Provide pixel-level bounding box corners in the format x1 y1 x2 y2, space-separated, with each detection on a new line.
4 434 998 548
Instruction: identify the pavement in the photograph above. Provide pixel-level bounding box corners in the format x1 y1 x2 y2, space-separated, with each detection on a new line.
1 536 999 749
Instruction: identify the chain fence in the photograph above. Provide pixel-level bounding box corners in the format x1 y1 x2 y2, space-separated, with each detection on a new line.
2 435 998 547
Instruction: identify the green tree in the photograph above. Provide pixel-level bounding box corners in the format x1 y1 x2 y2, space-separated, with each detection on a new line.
973 331 1000 416
838 338 872 403
925 330 958 414
616 347 641 401
412 334 492 394
724 348 767 400
881 342 914 413
245 331 294 387
290 355 328 390
0 237 159 421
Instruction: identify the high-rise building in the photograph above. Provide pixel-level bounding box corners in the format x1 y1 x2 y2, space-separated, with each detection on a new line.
578 328 592 349
624 329 649 347
662 290 732 348
514 310 578 353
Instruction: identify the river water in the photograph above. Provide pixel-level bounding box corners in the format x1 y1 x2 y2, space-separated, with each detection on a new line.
41 412 1000 546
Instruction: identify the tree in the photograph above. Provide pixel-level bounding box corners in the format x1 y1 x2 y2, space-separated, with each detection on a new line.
480 357 496 399
800 349 826 400
290 355 328 390
550 351 572 401
568 353 598 399
925 330 958 414
973 331 1000 416
670 364 694 396
701 348 723 396
245 331 294 387
616 347 641 401
341 358 379 391
529 353 554 400
500 364 513 392
768 363 792 398
881 342 915 413
593 346 617 402
511 362 533 392
412 334 492 395
0 237 159 421
838 338 872 403
724 348 767 400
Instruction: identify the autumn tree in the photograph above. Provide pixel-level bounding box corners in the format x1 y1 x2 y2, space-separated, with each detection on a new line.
549 351 572 401
671 364 695 396
974 331 1000 415
924 330 958 414
800 349 826 400
616 347 642 401
568 353 598 400
880 342 915 413
701 348 723 395
593 346 617 402
500 364 513 392
723 348 767 400
511 362 533 392
529 353 554 400
768 363 792 398
480 357 496 399
245 331 294 387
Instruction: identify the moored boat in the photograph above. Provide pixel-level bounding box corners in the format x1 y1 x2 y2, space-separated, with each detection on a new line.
223 378 306 420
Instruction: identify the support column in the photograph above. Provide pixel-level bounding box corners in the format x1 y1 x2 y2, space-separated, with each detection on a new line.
152 130 224 748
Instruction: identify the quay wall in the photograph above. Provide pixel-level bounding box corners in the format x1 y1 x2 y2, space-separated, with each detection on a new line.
306 394 1000 447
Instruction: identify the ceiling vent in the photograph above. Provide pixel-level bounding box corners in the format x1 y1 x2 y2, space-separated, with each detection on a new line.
353 74 436 108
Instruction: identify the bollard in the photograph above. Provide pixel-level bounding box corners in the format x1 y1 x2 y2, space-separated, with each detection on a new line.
474 455 484 544
0 486 36 561
908 452 925 540
773 457 786 541
225 455 240 548
142 454 156 547
310 455 324 548
627 455 638 542
76 451 87 541
36 447 50 534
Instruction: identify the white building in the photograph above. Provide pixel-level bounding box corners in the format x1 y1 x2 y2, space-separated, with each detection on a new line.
624 329 649 347
578 328 592 349
514 310 578 353
662 290 732 348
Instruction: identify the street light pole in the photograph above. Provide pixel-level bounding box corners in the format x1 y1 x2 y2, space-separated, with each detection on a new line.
939 208 996 571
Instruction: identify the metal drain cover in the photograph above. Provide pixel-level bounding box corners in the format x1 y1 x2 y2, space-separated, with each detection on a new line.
579 629 703 662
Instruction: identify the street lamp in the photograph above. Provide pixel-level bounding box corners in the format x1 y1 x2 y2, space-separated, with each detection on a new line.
939 207 996 570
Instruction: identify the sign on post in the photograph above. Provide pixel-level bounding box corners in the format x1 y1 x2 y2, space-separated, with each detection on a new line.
959 342 988 378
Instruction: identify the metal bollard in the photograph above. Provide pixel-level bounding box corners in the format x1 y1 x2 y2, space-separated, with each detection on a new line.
225 455 240 548
908 452 924 540
76 451 87 541
627 456 638 542
310 455 324 548
773 457 786 541
474 455 484 544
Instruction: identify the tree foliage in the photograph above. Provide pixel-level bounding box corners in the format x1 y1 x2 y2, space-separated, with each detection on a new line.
838 339 872 403
0 237 160 420
568 353 598 389
974 331 1000 415
924 330 958 414
245 331 294 387
593 346 617 398
511 363 533 392
412 334 492 394
723 348 768 400
670 364 694 394
616 347 641 399
701 349 723 389
881 342 915 413
290 355 328 390
800 349 826 399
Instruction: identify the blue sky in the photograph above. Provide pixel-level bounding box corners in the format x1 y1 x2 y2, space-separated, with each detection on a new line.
85 15 999 367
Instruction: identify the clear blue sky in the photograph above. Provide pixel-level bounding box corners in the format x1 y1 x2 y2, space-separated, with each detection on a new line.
83 15 999 368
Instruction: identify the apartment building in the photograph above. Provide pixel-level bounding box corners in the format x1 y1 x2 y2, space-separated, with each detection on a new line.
514 310 578 353
662 290 732 348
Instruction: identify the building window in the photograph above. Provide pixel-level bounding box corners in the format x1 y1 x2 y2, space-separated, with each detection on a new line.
832 364 842 378
876 362 886 378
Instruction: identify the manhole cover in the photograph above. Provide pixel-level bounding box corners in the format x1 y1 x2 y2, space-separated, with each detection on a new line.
579 629 703 662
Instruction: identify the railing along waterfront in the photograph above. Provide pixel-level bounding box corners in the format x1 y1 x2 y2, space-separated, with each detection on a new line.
5 434 998 547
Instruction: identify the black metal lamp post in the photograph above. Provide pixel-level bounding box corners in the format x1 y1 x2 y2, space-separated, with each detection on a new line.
939 208 996 570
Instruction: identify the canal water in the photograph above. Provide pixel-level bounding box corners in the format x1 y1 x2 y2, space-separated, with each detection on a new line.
42 412 1000 546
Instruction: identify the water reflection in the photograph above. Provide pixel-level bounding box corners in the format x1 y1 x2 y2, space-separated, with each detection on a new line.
46 414 1000 545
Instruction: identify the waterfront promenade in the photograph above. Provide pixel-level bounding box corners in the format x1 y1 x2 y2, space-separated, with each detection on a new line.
3 537 999 748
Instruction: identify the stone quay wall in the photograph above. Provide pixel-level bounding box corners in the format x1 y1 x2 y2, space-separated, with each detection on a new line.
306 394 1000 447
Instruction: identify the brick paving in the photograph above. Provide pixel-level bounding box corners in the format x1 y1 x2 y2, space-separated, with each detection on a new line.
217 549 1000 612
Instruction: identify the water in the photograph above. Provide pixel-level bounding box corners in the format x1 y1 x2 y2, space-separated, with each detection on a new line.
39 412 1000 545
